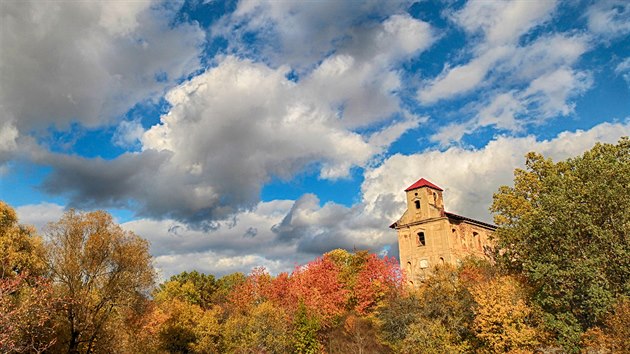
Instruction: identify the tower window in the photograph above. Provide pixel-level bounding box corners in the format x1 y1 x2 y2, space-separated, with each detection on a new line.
418 232 426 246
414 200 421 209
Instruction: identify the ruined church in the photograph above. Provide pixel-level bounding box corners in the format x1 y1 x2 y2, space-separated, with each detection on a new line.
390 178 495 285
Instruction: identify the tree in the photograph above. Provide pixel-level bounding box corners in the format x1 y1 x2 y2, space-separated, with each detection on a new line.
44 209 155 353
0 274 59 353
581 296 630 353
0 201 58 353
491 138 630 351
471 275 542 353
155 271 218 309
0 201 45 278
222 300 292 353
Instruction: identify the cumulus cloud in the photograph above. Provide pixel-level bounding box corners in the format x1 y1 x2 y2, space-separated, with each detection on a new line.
363 121 630 224
113 120 145 148
120 121 630 277
218 0 413 70
121 199 296 278
217 2 434 128
38 56 422 225
15 202 66 232
0 0 204 134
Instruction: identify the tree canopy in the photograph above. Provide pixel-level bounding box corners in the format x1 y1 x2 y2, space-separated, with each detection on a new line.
45 209 155 353
491 137 630 350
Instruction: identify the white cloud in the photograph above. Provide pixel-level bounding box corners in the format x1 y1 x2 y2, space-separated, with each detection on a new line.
452 0 557 45
418 46 511 104
123 121 630 278
220 0 414 70
113 120 145 148
586 0 630 39
15 202 66 232
364 121 630 224
0 1 204 134
615 58 630 85
422 32 591 144
40 56 422 224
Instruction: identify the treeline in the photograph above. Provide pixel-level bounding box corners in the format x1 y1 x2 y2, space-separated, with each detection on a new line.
1 137 628 353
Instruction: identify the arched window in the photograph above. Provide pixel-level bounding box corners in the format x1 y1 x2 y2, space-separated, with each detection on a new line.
414 200 421 209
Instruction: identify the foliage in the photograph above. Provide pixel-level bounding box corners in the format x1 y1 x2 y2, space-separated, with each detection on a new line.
375 292 422 348
491 138 630 350
399 318 469 354
0 274 59 353
44 209 155 353
471 275 542 353
353 253 404 315
581 296 630 353
377 263 478 352
292 301 322 354
223 300 292 353
155 271 217 309
0 201 46 278
154 299 222 353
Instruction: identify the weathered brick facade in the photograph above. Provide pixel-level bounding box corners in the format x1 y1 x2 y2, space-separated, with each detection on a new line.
390 178 496 285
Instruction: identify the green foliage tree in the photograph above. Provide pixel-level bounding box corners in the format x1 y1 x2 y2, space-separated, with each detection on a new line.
292 301 322 354
155 271 217 309
491 137 630 351
44 209 155 353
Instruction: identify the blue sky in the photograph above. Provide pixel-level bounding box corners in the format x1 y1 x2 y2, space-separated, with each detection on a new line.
1 0 629 278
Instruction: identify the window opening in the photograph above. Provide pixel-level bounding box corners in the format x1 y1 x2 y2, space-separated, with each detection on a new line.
474 232 481 250
418 232 426 246
414 200 421 209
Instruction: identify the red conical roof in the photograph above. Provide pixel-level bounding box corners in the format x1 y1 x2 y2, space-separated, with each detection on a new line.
405 178 443 192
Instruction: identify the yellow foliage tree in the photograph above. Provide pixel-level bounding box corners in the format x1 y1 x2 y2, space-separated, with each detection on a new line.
44 209 155 353
0 201 45 278
471 275 541 353
155 298 222 353
223 300 292 353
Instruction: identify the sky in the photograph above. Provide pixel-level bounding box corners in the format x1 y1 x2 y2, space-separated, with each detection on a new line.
1 0 629 279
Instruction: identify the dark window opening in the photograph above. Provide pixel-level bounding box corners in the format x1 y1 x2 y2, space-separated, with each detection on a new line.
414 200 421 209
474 232 481 250
418 232 426 246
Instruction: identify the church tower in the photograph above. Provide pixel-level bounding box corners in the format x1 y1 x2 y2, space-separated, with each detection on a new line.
390 178 496 285
404 178 444 222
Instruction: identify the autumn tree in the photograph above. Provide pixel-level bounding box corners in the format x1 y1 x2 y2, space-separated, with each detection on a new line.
0 201 58 353
471 275 543 353
155 270 218 309
44 209 155 353
491 138 630 351
222 300 292 353
581 296 630 353
0 201 45 278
